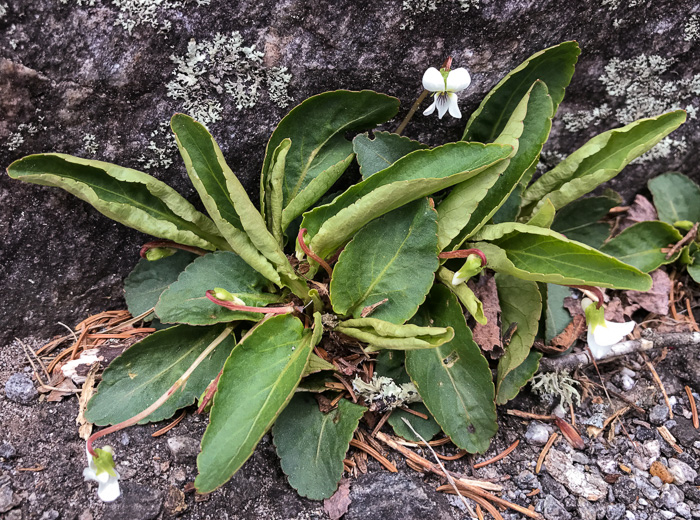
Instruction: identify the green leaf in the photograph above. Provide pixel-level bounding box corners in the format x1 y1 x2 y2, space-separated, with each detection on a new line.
387 403 441 442
688 254 700 284
494 274 542 403
545 284 573 343
471 223 652 290
301 142 512 259
521 111 687 214
336 318 454 352
330 199 439 324
124 250 198 319
273 395 366 500
263 138 291 245
495 350 542 405
550 193 620 248
7 154 225 250
155 251 280 325
374 350 410 384
353 131 427 179
436 267 486 324
303 353 337 377
195 314 314 493
463 41 579 142
85 324 235 425
526 199 556 228
405 285 497 453
599 220 683 272
171 114 294 286
648 172 700 225
261 90 400 225
440 80 554 250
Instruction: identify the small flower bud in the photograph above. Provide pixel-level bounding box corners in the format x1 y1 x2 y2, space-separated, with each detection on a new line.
212 288 246 306
451 254 484 285
145 247 176 261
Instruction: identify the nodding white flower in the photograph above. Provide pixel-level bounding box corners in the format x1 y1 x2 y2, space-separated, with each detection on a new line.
84 446 120 502
422 66 471 119
581 298 635 359
451 253 484 286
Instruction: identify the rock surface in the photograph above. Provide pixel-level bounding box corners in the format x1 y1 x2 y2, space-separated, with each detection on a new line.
1 0 699 344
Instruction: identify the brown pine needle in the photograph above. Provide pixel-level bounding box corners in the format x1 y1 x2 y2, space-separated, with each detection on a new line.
473 440 519 469
686 386 699 429
451 482 544 520
333 373 357 402
527 489 541 497
395 436 453 448
506 409 555 421
686 298 700 332
644 354 674 419
371 410 392 437
349 439 397 473
329 392 345 408
475 504 485 520
406 459 424 473
17 466 45 472
437 486 503 520
399 406 429 420
435 449 468 461
569 403 576 427
151 409 187 437
536 433 558 474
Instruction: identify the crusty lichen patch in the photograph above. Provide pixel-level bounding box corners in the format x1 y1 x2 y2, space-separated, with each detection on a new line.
684 14 700 42
6 123 39 152
401 0 480 30
137 122 175 170
166 32 292 124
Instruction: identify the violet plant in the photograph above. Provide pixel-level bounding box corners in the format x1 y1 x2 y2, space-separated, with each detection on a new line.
7 41 686 500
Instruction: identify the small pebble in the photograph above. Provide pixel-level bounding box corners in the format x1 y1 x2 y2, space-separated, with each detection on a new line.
677 503 692 519
607 503 626 520
166 436 200 463
650 476 664 488
669 459 698 485
4 373 38 404
525 421 551 446
660 484 685 509
649 405 669 425
0 443 16 459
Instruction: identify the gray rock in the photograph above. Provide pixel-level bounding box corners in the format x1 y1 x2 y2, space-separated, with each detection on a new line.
0 484 19 514
526 421 551 446
103 482 162 520
607 504 626 520
0 443 16 459
670 458 698 485
541 473 570 501
166 436 200 463
543 495 572 520
613 477 639 505
597 458 618 475
649 405 670 425
4 373 38 404
634 476 660 500
40 510 59 520
651 476 665 488
578 497 597 520
545 449 609 500
677 503 693 519
515 470 539 490
660 484 685 510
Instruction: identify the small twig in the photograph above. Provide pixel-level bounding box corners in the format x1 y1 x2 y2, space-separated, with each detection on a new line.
152 409 187 437
297 228 333 278
333 373 357 403
686 298 700 332
569 403 576 427
669 272 680 321
395 90 429 136
657 425 683 454
643 353 673 419
685 386 699 429
399 406 428 420
506 410 555 421
473 440 519 469
535 433 558 474
349 439 398 472
665 222 699 259
371 410 392 437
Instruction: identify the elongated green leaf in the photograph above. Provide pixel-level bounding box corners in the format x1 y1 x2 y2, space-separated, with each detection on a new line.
521 111 687 214
7 154 225 250
463 41 579 142
171 114 293 285
599 221 683 272
387 403 441 442
196 314 314 493
436 267 486 324
406 286 497 453
336 318 453 352
261 90 400 222
330 199 438 324
471 223 652 290
155 251 280 325
495 350 542 405
688 254 700 284
124 250 198 319
545 284 573 343
301 142 512 259
550 193 620 248
85 324 235 425
263 138 291 244
648 172 700 225
353 131 427 179
441 80 554 249
273 395 366 500
494 274 541 401
526 199 556 228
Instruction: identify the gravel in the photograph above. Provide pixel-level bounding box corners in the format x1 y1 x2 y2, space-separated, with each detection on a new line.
4 373 38 404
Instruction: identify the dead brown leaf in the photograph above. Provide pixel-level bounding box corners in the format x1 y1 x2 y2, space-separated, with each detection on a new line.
46 378 78 402
164 486 187 516
470 275 502 358
618 195 658 233
549 315 586 351
324 478 352 520
626 269 671 315
563 297 584 317
604 297 626 321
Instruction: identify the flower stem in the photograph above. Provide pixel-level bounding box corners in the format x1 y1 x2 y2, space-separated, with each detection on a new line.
567 285 605 309
140 240 208 259
395 90 429 136
438 248 488 266
297 228 333 279
86 326 233 456
205 291 299 314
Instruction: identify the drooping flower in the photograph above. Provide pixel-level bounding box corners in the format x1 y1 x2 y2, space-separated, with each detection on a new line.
451 253 484 285
422 66 471 119
581 298 635 359
84 446 121 502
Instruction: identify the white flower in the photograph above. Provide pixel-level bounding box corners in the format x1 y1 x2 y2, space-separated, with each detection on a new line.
581 298 636 359
422 66 471 119
84 446 120 502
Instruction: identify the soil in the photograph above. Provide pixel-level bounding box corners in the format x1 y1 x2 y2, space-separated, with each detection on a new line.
2 316 700 519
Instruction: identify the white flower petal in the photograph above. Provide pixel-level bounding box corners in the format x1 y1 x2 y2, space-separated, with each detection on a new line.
591 320 635 348
436 94 450 119
97 478 121 502
446 93 462 118
423 97 438 116
446 68 471 92
422 67 445 92
587 329 613 359
452 271 467 285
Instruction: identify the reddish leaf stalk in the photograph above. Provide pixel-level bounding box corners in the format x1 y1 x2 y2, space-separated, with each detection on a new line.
140 240 208 259
567 285 604 309
205 291 297 315
297 228 333 278
438 248 488 266
196 369 223 414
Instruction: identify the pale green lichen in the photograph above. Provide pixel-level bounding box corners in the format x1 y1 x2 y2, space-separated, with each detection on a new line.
137 122 175 170
684 14 700 42
166 32 292 124
82 133 99 156
562 104 612 133
601 0 642 10
6 123 38 152
530 371 581 408
401 0 480 30
352 375 421 412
